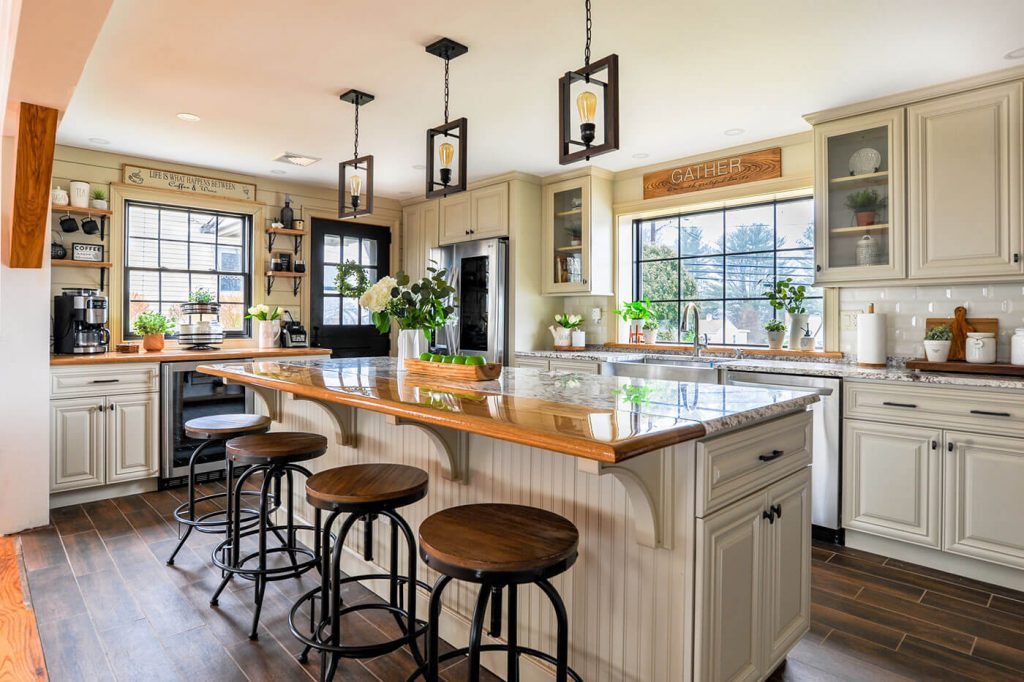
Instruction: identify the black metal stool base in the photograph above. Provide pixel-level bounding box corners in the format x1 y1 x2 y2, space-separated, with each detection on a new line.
408 644 584 682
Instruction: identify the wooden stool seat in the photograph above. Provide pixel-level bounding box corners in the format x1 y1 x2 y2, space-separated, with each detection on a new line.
305 464 429 512
226 432 328 466
419 503 579 583
184 413 272 440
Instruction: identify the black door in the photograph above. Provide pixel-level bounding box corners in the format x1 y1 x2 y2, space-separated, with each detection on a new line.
310 218 391 357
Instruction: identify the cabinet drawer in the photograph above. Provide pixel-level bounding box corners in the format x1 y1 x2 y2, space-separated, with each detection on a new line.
547 359 600 374
696 411 812 517
845 381 1024 438
513 357 550 371
51 365 159 398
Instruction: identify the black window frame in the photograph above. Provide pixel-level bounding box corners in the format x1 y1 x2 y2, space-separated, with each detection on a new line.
631 196 820 347
122 199 254 339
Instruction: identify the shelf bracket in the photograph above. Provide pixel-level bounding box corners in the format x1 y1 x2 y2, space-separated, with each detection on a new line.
99 267 106 292
577 450 674 549
295 234 303 256
385 415 468 483
266 276 274 297
99 216 106 242
267 231 277 253
292 277 301 297
286 394 357 447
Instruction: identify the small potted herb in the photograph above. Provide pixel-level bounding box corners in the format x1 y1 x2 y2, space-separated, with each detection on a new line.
90 189 108 210
923 324 953 362
843 189 887 226
764 319 786 350
133 311 174 352
763 278 808 349
642 318 659 345
614 298 655 344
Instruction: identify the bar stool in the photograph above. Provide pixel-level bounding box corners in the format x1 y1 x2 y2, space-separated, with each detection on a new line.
165 413 272 566
210 431 328 640
289 464 430 681
411 504 582 682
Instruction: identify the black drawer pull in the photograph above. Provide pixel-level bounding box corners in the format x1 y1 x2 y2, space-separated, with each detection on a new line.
759 449 784 462
90 379 120 384
762 509 775 524
771 503 782 520
948 441 955 452
882 401 917 409
931 440 938 450
970 409 1011 418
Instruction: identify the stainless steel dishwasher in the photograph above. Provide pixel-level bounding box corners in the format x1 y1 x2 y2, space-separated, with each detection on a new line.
723 369 842 542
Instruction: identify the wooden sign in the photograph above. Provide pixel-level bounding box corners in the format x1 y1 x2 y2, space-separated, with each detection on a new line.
642 147 782 199
122 164 256 201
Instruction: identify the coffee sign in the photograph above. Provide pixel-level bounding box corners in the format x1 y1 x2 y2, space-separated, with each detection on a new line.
642 147 782 199
122 164 256 201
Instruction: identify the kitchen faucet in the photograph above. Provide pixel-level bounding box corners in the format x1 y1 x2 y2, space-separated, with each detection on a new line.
681 302 706 358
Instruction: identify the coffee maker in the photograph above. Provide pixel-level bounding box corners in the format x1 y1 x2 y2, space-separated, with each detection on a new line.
53 288 110 354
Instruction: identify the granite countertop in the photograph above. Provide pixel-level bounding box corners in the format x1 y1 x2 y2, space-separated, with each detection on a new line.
50 346 331 366
198 357 819 463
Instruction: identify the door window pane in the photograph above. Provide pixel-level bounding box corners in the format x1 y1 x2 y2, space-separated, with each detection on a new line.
323 297 340 325
324 234 341 263
360 239 377 266
343 236 359 262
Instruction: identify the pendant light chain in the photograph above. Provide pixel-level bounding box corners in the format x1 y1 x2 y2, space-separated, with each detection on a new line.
443 55 450 124
352 97 360 159
584 0 592 68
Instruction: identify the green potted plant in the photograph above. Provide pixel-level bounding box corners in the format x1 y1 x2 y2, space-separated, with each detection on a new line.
359 267 457 369
843 189 887 226
642 318 660 345
245 304 284 349
764 278 808 350
614 298 655 344
924 324 953 362
132 311 174 352
764 318 786 350
551 313 585 348
90 189 108 210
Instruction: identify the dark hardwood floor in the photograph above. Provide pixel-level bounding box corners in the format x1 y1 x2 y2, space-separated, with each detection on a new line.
17 487 1024 681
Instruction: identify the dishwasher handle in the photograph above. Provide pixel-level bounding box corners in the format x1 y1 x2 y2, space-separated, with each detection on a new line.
728 379 834 397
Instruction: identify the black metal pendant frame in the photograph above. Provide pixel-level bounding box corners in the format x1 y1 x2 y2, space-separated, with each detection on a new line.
425 117 467 199
338 154 374 219
558 53 619 165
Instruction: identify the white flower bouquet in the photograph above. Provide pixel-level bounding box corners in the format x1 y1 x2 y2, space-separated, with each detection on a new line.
359 268 456 341
245 304 283 321
554 313 584 330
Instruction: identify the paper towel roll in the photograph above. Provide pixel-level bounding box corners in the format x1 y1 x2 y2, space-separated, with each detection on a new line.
857 311 887 367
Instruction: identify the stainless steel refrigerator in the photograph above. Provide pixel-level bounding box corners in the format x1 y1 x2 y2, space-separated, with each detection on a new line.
432 238 508 365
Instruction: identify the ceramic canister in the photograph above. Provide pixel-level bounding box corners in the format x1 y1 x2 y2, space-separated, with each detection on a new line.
965 332 997 364
1011 328 1024 366
69 181 90 208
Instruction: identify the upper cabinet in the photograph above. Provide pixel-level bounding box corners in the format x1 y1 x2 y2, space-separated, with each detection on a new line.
542 174 613 296
813 108 906 283
402 199 439 282
907 82 1023 279
439 182 510 245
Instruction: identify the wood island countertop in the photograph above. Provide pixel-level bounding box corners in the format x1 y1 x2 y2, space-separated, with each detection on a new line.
50 346 331 366
198 357 818 463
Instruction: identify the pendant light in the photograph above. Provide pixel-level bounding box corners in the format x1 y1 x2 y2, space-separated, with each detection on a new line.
558 0 619 165
338 89 375 219
425 37 468 198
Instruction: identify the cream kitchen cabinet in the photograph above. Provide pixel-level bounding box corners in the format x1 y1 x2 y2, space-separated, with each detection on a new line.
694 467 811 682
106 393 160 483
438 182 509 245
908 81 1023 279
402 199 439 282
843 419 942 548
541 173 613 296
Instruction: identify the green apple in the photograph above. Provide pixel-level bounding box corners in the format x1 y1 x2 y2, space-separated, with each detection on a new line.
430 354 444 362
418 352 433 361
465 356 485 366
442 355 456 363
452 356 467 364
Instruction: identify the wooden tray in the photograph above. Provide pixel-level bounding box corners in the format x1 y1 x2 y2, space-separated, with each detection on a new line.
553 345 585 351
402 358 502 382
926 307 998 362
905 359 1024 376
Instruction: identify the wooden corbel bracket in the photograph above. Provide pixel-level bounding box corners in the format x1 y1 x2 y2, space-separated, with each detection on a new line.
385 416 468 483
578 450 674 549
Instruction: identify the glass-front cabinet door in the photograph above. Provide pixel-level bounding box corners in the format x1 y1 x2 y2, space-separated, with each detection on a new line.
543 177 591 294
813 108 905 283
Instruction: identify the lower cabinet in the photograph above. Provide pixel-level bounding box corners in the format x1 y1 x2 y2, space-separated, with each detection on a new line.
694 468 810 681
50 392 159 492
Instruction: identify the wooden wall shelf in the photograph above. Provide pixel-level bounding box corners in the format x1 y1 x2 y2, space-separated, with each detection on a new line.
50 204 113 217
265 270 305 296
266 226 305 254
52 259 112 291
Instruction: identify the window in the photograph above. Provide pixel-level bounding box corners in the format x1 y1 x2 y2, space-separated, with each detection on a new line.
633 197 821 347
124 201 252 337
321 233 379 327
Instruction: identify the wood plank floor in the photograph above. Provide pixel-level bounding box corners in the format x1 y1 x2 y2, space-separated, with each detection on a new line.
15 488 1024 681
0 536 47 679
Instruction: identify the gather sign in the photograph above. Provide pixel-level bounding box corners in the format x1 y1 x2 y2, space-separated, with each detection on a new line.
122 164 257 201
642 147 782 199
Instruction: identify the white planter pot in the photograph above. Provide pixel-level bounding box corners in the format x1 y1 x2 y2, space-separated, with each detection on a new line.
787 313 808 350
397 328 429 370
69 181 90 208
255 319 280 349
90 199 108 210
767 330 785 350
629 320 644 344
923 340 951 363
643 329 658 345
571 330 586 347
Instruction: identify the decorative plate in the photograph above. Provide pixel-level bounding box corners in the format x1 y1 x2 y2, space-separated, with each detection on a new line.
848 148 882 176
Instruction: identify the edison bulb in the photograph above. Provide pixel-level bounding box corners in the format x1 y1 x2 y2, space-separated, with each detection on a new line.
438 142 455 169
576 91 597 124
349 173 362 198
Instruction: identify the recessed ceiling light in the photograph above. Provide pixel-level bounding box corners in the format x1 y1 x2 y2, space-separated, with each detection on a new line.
273 152 321 167
88 137 110 145
632 152 649 159
1005 46 1024 59
176 112 201 122
412 164 426 170
724 128 745 136
270 169 287 175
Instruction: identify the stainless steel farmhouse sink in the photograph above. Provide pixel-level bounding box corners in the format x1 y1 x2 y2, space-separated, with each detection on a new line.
600 356 720 384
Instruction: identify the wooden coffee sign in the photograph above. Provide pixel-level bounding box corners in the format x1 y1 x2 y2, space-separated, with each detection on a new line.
642 147 782 199
122 164 256 201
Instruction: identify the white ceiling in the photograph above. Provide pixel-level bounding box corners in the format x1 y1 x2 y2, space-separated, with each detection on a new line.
58 0 1024 198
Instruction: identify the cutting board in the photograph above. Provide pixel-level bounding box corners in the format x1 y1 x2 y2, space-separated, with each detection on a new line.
926 306 998 362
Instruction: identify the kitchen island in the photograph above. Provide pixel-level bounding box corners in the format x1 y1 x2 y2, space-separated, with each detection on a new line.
199 357 819 681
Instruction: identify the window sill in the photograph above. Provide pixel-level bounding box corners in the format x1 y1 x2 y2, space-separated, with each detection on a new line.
605 343 843 359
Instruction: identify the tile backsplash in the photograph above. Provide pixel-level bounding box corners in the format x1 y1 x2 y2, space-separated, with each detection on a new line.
840 283 1024 362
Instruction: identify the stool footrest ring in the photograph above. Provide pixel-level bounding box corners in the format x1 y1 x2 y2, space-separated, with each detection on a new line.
406 644 583 682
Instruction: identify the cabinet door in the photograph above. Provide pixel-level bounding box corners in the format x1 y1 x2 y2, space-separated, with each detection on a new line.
402 201 440 283
542 177 592 294
106 393 159 483
763 468 811 672
813 108 906 283
439 193 472 245
908 82 1023 279
470 183 508 239
513 357 550 370
695 492 765 682
944 431 1024 569
50 397 105 492
547 359 601 374
843 419 942 548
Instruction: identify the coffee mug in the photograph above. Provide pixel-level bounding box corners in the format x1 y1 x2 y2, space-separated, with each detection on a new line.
81 217 100 235
59 215 79 233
